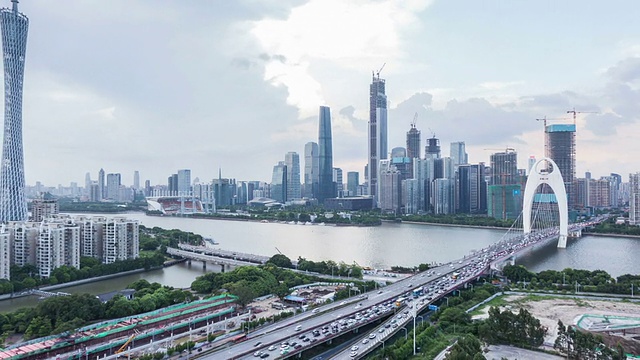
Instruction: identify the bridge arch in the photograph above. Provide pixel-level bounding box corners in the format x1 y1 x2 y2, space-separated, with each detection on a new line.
522 157 568 248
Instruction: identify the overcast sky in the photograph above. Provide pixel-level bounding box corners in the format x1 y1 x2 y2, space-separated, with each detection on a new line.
9 0 640 186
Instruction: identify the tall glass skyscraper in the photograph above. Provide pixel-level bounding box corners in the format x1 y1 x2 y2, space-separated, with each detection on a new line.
318 106 334 203
303 142 318 198
0 0 28 222
368 74 387 205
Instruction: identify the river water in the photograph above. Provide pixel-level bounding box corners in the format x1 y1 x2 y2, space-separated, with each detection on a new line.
1 213 638 312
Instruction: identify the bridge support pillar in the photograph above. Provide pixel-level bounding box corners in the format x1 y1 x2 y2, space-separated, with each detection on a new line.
220 264 225 273
557 235 567 248
187 259 191 266
202 261 207 270
509 256 515 266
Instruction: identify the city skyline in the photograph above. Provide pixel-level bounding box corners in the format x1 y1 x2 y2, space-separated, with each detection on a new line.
6 1 640 186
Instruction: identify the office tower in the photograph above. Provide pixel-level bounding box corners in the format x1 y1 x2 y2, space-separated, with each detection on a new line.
488 149 520 220
629 173 640 225
98 168 105 200
402 179 420 214
368 73 388 203
528 156 536 175
271 161 288 203
318 106 334 203
450 142 468 166
31 192 58 222
456 164 486 214
177 169 191 194
0 0 28 222
0 229 8 280
425 136 441 159
106 173 121 201
608 173 622 208
379 160 401 213
144 179 151 197
406 123 421 179
133 170 140 190
545 123 576 208
432 178 454 214
285 152 301 200
347 171 359 196
84 172 92 197
303 142 319 199
391 147 405 158
333 167 343 196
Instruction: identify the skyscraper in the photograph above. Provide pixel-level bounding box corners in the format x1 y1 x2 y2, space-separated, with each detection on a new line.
133 170 140 190
545 124 576 208
318 106 334 203
0 0 29 222
450 142 468 166
271 161 287 203
630 173 640 226
333 167 343 196
285 152 301 200
347 171 359 196
98 168 105 200
406 123 420 179
106 173 121 201
303 142 319 199
177 169 191 194
425 136 441 159
368 74 387 204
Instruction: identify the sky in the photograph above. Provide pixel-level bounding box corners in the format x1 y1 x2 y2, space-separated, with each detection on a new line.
8 0 640 186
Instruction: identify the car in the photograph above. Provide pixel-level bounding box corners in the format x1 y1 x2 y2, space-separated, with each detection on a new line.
378 328 385 333
369 333 376 339
260 354 270 359
377 290 383 294
294 344 303 349
295 325 302 331
340 301 346 305
254 342 263 347
268 345 277 351
351 345 359 351
312 308 319 313
362 339 369 344
350 351 358 357
253 351 263 357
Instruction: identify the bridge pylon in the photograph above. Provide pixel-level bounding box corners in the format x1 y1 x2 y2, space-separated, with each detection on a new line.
522 157 568 248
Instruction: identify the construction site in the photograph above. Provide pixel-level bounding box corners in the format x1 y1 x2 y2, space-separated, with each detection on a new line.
0 294 238 360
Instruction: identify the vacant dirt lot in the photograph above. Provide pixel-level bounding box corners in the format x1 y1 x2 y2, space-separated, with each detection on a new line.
473 294 640 347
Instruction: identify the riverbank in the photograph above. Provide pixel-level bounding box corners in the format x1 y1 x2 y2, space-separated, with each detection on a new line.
398 219 508 231
0 259 185 302
582 231 640 239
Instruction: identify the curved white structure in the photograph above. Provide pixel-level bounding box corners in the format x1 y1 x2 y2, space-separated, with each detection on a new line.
523 157 568 248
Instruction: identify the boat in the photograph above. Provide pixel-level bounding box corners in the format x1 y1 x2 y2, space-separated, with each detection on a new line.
204 237 219 245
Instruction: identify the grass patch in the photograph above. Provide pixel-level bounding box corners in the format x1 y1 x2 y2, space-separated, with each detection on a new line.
469 295 509 316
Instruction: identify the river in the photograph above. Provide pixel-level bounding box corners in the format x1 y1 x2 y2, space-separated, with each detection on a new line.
1 213 638 312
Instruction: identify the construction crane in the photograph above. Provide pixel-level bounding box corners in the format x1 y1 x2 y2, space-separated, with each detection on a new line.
483 147 515 153
116 330 139 354
373 62 386 79
566 108 598 125
411 112 418 128
535 116 571 128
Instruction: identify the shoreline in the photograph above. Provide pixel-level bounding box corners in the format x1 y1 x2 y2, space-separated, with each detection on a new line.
0 261 181 302
582 231 640 239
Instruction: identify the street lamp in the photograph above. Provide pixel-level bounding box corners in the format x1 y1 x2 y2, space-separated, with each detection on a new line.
412 300 417 356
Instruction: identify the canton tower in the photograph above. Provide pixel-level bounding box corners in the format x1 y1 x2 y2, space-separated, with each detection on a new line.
0 0 28 222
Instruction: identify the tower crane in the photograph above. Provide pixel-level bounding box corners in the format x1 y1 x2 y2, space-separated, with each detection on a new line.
566 108 598 125
535 116 571 128
411 112 418 128
373 62 386 79
483 147 515 153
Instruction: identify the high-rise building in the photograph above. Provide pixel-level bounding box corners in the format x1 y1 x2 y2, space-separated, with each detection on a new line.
450 142 468 166
133 170 140 190
629 173 640 226
84 172 92 197
379 160 401 214
488 149 520 220
425 136 441 159
271 161 288 203
406 123 421 179
318 106 334 203
98 168 105 200
106 173 121 201
456 163 487 214
368 74 388 204
545 124 576 208
0 0 28 222
285 152 301 200
177 169 191 194
490 149 518 186
303 142 319 199
347 171 359 196
30 192 58 222
333 168 343 196
0 228 9 280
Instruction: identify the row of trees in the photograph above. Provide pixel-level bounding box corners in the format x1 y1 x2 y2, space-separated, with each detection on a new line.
502 265 640 295
0 253 166 295
586 216 640 236
139 225 203 250
296 256 363 278
477 307 546 348
0 280 194 342
554 320 626 359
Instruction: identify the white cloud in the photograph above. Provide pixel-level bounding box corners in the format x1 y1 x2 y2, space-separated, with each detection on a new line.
250 0 433 117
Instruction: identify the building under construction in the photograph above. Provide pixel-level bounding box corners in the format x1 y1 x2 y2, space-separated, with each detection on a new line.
545 124 576 209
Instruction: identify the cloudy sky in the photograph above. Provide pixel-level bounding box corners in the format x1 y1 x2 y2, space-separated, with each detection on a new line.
10 0 640 186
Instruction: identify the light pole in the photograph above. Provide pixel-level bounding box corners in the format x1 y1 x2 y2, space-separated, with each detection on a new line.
412 300 417 356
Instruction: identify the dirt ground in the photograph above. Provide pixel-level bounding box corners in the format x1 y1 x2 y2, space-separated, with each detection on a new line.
473 295 640 348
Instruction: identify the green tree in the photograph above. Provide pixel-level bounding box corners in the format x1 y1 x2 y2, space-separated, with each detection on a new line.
267 254 293 268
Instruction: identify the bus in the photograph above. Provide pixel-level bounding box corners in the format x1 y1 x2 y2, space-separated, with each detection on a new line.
451 272 460 280
395 297 407 307
412 288 423 298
